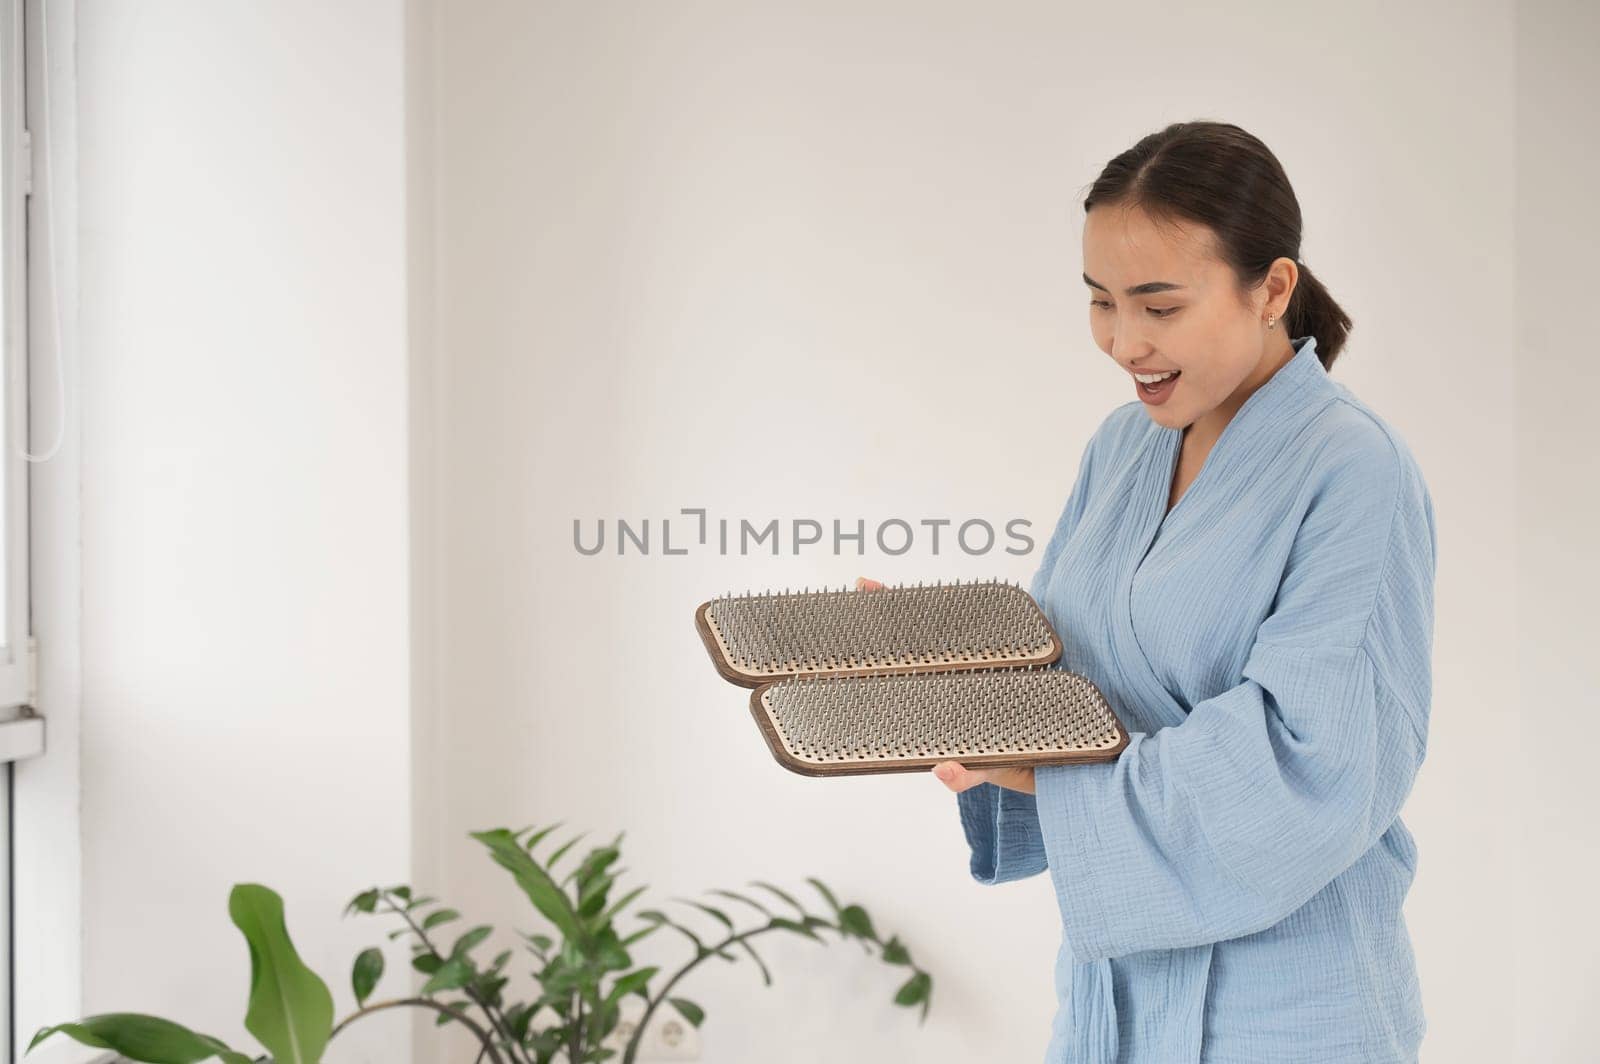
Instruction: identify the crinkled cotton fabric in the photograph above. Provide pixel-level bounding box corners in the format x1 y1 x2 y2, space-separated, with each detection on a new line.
956 336 1435 1063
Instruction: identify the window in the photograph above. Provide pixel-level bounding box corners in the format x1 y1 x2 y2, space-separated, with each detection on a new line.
0 0 31 711
0 0 39 1059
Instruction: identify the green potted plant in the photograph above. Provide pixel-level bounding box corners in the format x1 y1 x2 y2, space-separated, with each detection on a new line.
31 822 934 1063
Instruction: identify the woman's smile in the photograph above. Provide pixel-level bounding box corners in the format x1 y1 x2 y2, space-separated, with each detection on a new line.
1136 370 1182 404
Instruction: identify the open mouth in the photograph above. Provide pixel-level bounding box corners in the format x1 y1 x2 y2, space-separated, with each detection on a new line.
1134 370 1181 403
1137 371 1180 392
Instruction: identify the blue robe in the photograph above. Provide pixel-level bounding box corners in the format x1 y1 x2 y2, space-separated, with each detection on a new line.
957 335 1434 1063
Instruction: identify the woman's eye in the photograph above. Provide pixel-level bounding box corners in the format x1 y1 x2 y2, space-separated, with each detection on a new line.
1089 300 1177 318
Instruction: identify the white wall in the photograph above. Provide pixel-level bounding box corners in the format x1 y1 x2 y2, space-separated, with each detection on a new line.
1512 0 1600 1058
404 0 445 1057
16 3 414 1062
14 3 1594 1063
417 2 1528 1062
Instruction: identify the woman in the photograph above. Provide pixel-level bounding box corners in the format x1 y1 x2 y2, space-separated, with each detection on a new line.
863 122 1435 1063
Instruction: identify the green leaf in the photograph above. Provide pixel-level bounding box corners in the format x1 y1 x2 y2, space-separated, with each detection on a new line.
389 886 413 903
672 898 734 932
351 948 384 1007
521 821 565 853
838 904 878 943
749 880 806 917
598 883 649 925
566 845 621 890
431 999 471 1027
894 970 931 1007
471 971 509 1005
403 895 437 912
421 957 476 995
503 1002 535 1041
596 933 632 972
768 917 824 942
197 1035 253 1064
617 922 662 949
635 910 735 961
805 877 842 916
529 1027 568 1057
584 995 621 1053
472 829 588 945
896 969 933 1020
227 885 335 1064
412 953 444 974
28 1014 253 1064
706 888 772 919
343 889 380 917
800 915 838 940
449 925 493 959
578 872 617 919
881 935 911 965
421 908 460 931
602 965 659 1007
545 831 589 870
733 938 772 986
668 998 705 1028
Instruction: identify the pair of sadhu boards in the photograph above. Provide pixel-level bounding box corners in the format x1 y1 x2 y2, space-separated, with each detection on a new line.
694 579 1129 778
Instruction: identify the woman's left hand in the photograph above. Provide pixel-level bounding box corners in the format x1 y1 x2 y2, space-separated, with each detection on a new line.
932 761 1036 796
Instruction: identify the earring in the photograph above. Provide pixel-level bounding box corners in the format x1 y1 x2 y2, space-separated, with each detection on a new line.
1267 314 1277 329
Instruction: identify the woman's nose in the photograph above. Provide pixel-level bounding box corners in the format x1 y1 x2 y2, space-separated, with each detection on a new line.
1110 330 1152 367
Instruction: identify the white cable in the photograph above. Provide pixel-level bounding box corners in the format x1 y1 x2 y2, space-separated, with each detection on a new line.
16 0 65 463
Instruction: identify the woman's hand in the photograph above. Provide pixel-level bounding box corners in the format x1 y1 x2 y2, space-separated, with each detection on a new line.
854 576 1038 797
932 761 1036 796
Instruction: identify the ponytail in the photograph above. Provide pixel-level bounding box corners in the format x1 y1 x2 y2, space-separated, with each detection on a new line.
1285 261 1353 370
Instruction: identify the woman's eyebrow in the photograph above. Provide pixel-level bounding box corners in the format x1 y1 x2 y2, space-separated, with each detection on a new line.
1082 273 1187 296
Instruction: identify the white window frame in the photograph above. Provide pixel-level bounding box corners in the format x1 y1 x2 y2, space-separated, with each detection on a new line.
0 0 34 1058
0 0 31 720
2 764 12 1064
11 0 97 1056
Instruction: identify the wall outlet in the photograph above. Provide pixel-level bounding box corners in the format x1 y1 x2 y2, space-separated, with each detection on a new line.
601 1000 702 1060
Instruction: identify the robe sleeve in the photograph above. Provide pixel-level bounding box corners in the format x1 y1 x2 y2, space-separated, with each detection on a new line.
1033 429 1436 959
956 410 1120 885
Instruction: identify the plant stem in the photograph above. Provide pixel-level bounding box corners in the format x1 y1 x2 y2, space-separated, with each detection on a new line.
329 996 509 1064
622 919 833 1064
384 893 530 1064
570 993 584 1064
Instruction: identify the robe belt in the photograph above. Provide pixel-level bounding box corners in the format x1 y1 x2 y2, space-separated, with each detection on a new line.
1068 946 1214 1062
1070 958 1118 1062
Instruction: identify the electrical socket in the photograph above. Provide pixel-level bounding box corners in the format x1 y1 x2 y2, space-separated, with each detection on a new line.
601 1000 702 1060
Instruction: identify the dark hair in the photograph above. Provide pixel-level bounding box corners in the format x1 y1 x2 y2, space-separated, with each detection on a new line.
1083 121 1352 370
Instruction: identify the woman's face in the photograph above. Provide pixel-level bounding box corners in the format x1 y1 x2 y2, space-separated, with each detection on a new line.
1081 204 1295 433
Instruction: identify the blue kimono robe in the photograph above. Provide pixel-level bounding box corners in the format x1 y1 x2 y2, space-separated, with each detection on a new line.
957 335 1435 1063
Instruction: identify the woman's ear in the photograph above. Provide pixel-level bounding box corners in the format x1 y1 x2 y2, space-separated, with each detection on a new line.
1264 256 1299 321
